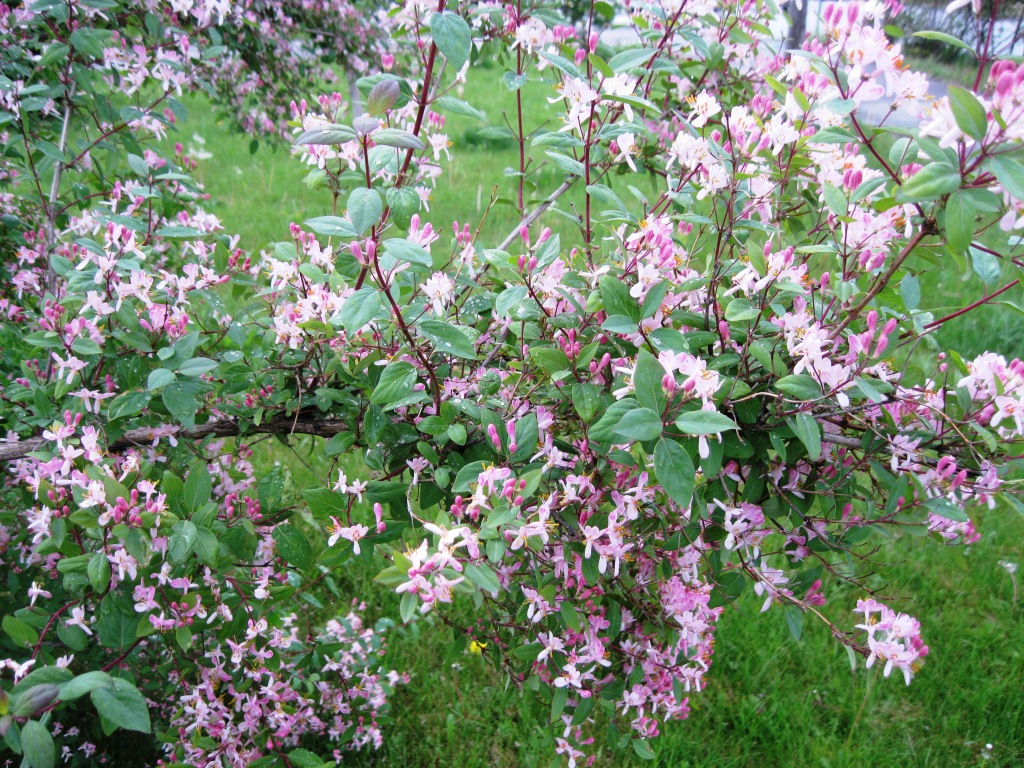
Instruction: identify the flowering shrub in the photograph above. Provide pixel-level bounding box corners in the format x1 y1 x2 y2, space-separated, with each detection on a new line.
1 0 1024 766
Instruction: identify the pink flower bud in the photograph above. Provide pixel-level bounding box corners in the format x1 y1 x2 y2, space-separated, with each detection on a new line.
662 373 676 397
487 423 502 450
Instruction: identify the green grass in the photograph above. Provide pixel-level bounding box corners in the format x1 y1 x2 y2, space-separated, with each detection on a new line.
902 51 979 90
167 64 1024 768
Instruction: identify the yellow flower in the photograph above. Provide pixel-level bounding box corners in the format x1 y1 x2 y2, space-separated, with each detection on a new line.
468 639 487 654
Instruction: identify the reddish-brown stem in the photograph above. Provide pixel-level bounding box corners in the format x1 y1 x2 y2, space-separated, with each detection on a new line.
101 638 144 672
30 600 79 660
924 279 1020 330
829 226 931 341
395 0 446 187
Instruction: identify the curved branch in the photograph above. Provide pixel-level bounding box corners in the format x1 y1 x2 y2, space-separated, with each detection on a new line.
0 413 351 463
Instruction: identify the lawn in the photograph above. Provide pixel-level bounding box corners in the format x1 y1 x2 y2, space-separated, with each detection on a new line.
171 60 1024 768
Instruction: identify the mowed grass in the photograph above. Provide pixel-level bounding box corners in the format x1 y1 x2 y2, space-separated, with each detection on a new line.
170 62 1024 767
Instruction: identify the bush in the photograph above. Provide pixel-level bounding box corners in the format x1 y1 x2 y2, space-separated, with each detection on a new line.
1 1 1024 766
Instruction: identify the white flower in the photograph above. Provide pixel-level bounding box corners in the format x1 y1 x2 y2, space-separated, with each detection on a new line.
423 272 455 316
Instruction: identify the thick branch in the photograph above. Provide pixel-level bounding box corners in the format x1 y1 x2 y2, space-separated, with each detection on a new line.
0 413 351 463
44 98 73 294
497 179 577 251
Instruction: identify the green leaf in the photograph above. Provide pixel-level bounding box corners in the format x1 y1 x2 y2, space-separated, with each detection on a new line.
434 96 486 122
146 368 176 391
503 71 527 91
912 30 975 55
559 601 582 632
419 320 478 360
776 374 823 400
90 678 151 733
613 408 663 442
654 439 695 508
590 399 640 443
370 361 417 406
633 350 666 413
586 183 627 212
162 381 201 427
3 615 39 648
430 11 472 71
971 246 1001 284
944 189 975 255
182 464 212 513
273 524 314 570
632 738 656 760
88 552 111 593
11 667 72 696
168 520 198 562
895 163 961 203
324 432 357 457
538 50 582 79
400 590 417 623
545 151 585 177
383 238 432 267
340 287 384 332
550 685 568 723
175 624 192 651
600 274 640 322
70 27 109 58
821 182 847 216
530 347 572 375
571 383 601 422
347 188 383 236
39 42 70 67
855 377 886 403
947 86 988 143
194 528 220 565
60 671 114 702
925 496 970 523
96 593 141 651
176 357 219 377
901 274 920 311
789 412 822 460
303 489 348 520
447 423 467 445
675 410 739 435
70 337 101 356
986 155 1024 201
608 48 655 72
21 720 55 768
107 390 150 420
287 748 328 768
372 128 425 150
785 605 804 641
464 562 501 594
12 684 60 717
305 216 355 237
1002 493 1024 518
294 125 357 146
532 132 584 149
366 80 400 115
